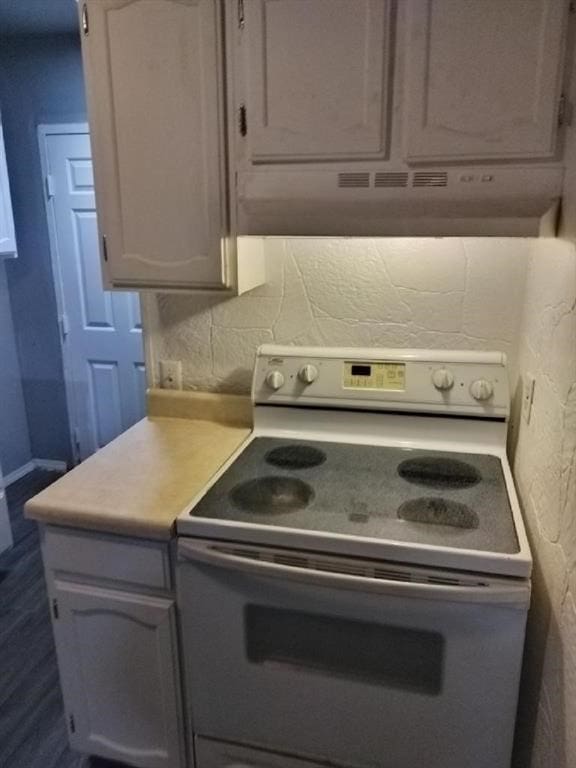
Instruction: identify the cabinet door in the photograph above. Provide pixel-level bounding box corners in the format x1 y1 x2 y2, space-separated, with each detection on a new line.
80 0 229 289
404 0 567 162
0 122 17 257
52 581 184 768
239 0 392 163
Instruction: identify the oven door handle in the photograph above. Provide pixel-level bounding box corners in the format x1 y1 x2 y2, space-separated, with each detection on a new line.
178 540 530 607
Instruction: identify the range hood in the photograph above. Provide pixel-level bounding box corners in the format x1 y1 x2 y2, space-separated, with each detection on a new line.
237 165 563 238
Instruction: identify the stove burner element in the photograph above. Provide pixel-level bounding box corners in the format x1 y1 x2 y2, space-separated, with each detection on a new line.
265 444 326 470
398 498 479 529
230 476 315 514
398 457 481 489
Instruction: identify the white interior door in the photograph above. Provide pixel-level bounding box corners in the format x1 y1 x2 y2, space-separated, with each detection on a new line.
0 121 17 257
42 129 145 461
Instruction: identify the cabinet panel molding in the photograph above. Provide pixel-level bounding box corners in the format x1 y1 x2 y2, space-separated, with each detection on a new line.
404 0 567 162
240 0 392 163
80 0 232 289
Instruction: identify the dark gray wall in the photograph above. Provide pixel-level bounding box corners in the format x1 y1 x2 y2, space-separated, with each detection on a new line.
0 260 31 474
0 34 87 464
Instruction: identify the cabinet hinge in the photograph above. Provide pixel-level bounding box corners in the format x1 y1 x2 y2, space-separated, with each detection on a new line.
45 174 55 199
239 104 248 137
82 4 89 35
237 0 245 29
69 714 76 734
52 598 59 620
558 94 573 127
102 234 108 262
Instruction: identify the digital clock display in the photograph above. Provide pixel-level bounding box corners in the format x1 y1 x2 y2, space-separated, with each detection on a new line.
351 365 372 377
343 361 406 391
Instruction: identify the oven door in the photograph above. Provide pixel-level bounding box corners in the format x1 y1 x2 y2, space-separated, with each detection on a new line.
177 539 529 768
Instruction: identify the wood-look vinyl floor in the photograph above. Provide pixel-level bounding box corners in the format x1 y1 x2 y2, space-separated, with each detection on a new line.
0 470 128 768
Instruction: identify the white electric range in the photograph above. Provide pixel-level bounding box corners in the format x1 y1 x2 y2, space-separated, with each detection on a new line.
177 346 531 768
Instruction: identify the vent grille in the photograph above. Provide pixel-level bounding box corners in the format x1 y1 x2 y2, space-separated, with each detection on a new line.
215 545 488 588
338 172 370 188
314 560 365 577
374 568 413 582
412 171 448 188
274 554 308 569
336 171 451 190
374 172 409 188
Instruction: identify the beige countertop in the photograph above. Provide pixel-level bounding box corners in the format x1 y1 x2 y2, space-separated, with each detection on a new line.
25 391 252 540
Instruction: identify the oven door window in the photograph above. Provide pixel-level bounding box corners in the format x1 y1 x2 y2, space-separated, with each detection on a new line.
245 605 444 695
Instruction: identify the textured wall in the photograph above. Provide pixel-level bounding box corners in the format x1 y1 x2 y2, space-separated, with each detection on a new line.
512 239 576 768
0 33 87 465
0 261 31 474
146 237 529 392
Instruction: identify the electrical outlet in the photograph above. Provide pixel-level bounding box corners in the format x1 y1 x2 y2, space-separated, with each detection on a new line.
522 374 535 424
159 359 183 390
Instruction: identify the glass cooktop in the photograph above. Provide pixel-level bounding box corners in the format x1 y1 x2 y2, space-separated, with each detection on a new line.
189 437 519 554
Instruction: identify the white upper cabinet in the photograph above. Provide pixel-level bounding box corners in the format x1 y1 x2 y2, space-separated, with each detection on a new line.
0 122 17 258
80 0 263 292
239 0 392 163
403 0 567 163
230 0 569 236
81 0 572 245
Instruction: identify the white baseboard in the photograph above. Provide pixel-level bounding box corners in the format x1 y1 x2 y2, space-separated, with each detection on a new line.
34 459 68 473
3 461 36 486
4 459 67 487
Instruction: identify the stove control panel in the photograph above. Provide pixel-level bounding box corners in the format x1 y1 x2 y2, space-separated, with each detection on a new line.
253 346 510 418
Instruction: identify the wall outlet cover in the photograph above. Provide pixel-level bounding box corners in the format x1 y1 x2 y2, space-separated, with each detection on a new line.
159 359 183 390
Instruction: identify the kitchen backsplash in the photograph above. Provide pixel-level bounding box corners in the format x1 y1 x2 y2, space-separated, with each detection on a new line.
144 237 530 392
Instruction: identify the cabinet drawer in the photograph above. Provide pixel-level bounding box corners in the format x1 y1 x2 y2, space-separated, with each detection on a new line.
196 738 327 768
42 526 171 591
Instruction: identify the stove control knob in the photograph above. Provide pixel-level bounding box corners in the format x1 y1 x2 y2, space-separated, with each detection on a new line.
470 379 494 401
265 370 285 391
432 367 455 391
298 364 319 385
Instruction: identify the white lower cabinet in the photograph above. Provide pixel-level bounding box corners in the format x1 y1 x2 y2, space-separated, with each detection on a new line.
42 527 185 768
196 738 325 768
51 581 184 768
